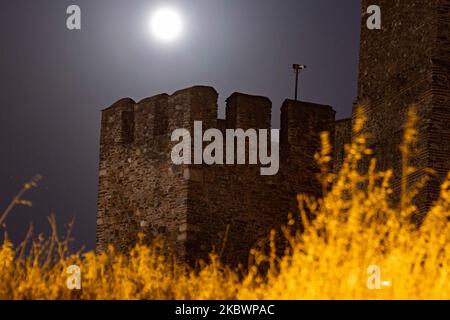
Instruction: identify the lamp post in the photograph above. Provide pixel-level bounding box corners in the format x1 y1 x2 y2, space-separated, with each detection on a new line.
293 64 307 101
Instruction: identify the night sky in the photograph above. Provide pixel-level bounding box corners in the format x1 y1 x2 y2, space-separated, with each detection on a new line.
0 0 361 250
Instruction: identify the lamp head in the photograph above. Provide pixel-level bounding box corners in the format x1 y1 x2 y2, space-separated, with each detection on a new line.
293 64 307 70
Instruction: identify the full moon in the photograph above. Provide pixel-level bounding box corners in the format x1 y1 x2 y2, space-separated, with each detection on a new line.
151 8 183 42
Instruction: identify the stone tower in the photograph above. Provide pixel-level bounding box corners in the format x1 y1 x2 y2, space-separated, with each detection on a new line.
355 0 450 214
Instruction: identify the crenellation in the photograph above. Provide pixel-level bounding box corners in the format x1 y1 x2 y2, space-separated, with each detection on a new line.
97 87 335 264
226 93 272 130
280 100 335 165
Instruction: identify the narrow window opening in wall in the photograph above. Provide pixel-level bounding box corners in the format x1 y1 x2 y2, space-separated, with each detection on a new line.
122 111 135 144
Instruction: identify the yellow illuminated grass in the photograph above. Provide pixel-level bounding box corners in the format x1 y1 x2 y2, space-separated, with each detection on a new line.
1 107 450 300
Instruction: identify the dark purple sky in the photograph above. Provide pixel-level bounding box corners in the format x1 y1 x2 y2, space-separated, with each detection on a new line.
0 0 361 250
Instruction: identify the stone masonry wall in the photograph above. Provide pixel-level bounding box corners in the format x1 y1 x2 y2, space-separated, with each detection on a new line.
356 0 450 216
97 86 336 265
97 87 218 255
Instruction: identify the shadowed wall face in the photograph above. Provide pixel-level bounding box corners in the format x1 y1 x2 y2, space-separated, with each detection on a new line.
356 0 450 215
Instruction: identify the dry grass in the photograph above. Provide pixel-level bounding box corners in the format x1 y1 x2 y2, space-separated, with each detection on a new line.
1 107 450 300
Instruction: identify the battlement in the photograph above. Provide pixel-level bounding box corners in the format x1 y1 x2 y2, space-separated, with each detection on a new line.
226 92 272 130
97 85 338 264
101 86 336 165
103 87 272 139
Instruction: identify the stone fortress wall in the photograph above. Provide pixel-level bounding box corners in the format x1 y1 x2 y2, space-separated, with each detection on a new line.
96 87 336 264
